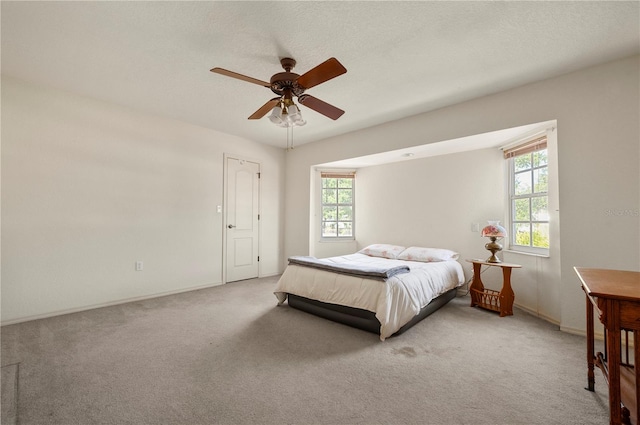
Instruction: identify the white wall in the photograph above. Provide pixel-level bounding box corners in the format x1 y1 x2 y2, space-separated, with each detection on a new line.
354 148 505 295
355 148 503 263
284 55 639 334
1 76 285 324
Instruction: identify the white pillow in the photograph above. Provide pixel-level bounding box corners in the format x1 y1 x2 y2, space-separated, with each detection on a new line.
397 246 459 262
358 244 406 259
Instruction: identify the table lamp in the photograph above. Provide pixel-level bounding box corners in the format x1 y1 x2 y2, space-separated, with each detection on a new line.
482 221 507 263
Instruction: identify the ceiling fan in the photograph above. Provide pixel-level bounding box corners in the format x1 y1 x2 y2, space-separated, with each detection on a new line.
210 57 347 125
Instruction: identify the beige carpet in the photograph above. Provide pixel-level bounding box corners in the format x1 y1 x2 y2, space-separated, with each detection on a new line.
1 363 18 425
1 275 609 424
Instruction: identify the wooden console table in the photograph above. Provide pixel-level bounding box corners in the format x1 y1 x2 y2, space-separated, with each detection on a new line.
575 267 640 425
466 259 521 317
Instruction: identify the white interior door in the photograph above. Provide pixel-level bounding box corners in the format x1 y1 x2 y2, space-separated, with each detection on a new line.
225 157 260 282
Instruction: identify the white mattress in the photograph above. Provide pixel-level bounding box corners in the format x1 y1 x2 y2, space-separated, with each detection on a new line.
274 253 465 340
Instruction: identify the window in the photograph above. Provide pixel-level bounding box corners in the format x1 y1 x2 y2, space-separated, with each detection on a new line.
505 136 549 253
321 172 354 239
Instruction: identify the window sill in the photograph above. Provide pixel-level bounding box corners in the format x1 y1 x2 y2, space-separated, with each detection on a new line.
319 238 355 243
504 249 550 258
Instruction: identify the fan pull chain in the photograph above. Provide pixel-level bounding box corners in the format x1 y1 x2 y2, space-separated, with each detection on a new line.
287 126 295 151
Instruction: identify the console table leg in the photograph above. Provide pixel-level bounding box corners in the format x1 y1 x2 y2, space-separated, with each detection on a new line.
499 267 514 317
605 299 622 425
585 295 595 392
469 262 484 308
635 330 639 424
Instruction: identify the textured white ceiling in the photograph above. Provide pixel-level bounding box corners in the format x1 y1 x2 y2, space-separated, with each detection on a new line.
2 1 639 148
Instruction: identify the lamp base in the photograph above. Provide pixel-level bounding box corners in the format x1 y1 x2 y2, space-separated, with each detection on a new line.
486 253 502 263
485 237 503 263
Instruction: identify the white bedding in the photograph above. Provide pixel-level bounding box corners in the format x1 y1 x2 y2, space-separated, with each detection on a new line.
274 253 465 340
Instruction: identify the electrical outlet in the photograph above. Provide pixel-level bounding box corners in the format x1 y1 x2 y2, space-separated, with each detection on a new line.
471 222 480 232
135 261 143 271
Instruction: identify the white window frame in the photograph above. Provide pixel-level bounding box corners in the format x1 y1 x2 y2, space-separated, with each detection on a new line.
506 137 550 256
319 171 355 241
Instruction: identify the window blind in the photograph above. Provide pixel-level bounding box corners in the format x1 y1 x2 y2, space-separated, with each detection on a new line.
503 136 547 159
320 171 356 179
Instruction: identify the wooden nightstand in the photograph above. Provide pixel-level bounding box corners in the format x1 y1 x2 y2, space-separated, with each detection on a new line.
466 259 522 317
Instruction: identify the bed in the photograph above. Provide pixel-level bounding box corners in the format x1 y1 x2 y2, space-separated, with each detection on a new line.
274 244 465 340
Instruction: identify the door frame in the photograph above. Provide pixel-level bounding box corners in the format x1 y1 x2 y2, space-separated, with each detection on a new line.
222 153 261 284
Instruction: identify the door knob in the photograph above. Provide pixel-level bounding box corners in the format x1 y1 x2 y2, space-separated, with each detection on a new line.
227 224 236 229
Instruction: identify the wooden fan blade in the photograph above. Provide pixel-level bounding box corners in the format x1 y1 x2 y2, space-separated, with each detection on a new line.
248 97 281 120
298 94 345 120
210 67 271 87
296 58 347 90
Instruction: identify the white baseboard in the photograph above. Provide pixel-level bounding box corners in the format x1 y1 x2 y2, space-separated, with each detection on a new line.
519 307 634 348
456 286 470 296
513 302 560 327
559 324 637 348
560 324 603 340
259 271 282 279
1 281 225 327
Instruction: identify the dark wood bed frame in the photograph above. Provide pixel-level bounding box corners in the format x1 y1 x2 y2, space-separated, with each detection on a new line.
287 287 458 337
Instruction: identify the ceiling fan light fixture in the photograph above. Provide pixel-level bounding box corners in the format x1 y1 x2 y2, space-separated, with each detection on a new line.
268 105 284 124
288 104 301 120
273 102 306 128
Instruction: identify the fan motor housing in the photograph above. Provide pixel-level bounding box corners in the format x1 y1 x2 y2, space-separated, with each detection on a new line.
270 72 305 97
